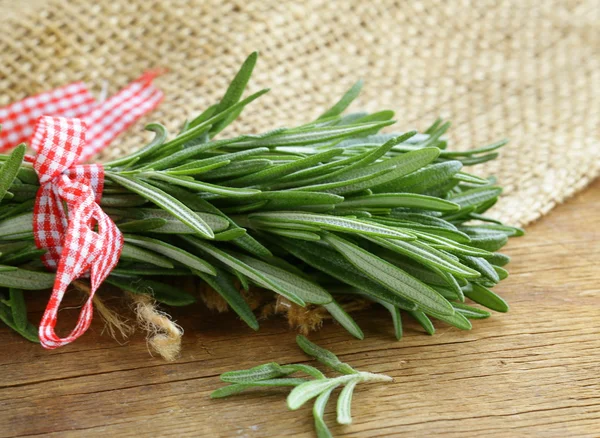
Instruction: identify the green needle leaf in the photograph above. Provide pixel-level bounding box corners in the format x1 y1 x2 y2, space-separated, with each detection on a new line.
9 288 27 331
0 144 25 203
369 236 481 278
164 160 231 176
117 218 169 232
136 180 270 256
464 283 509 313
264 228 322 241
288 167 392 193
314 387 336 438
196 266 259 330
288 378 344 410
233 252 332 305
280 364 326 380
408 310 435 335
120 242 175 268
0 269 55 290
211 378 309 399
212 228 247 241
211 51 259 135
318 79 363 119
494 265 509 280
199 159 271 179
124 235 216 275
452 302 491 319
105 123 168 168
357 293 403 340
337 379 359 425
339 193 460 212
459 255 500 283
325 233 455 316
221 362 287 383
135 209 229 234
226 149 343 187
210 384 253 399
331 131 418 177
0 212 33 239
157 89 270 159
165 147 270 174
426 308 472 330
325 147 440 185
0 301 38 343
249 211 415 240
145 172 261 197
374 160 463 194
449 186 503 209
485 252 510 266
296 335 356 375
229 121 395 149
324 300 364 340
183 237 315 306
107 173 214 239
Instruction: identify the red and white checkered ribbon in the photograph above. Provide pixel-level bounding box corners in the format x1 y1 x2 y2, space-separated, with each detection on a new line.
0 72 163 348
32 116 123 349
0 71 164 161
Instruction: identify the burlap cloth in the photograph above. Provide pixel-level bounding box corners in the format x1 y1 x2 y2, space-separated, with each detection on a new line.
0 0 598 226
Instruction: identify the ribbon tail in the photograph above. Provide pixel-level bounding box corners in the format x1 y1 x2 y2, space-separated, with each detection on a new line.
81 72 164 161
39 280 95 349
0 83 96 153
38 195 123 349
0 72 163 158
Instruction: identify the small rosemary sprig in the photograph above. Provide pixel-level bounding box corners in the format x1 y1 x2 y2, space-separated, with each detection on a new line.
212 335 393 437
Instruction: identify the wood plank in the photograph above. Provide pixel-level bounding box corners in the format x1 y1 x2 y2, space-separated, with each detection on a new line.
0 180 599 437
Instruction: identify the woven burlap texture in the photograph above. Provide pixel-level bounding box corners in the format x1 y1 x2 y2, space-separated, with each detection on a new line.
0 0 598 226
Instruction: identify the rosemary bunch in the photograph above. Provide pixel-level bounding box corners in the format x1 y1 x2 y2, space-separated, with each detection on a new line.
0 52 521 343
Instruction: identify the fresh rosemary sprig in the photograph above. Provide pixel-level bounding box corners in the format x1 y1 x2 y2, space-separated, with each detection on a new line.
212 335 393 437
0 52 522 345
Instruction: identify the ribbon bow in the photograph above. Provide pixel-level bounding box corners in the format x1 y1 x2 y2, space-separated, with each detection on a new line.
0 72 163 348
32 117 123 349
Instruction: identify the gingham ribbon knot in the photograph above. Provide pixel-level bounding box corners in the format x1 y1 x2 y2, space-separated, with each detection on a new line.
32 116 123 349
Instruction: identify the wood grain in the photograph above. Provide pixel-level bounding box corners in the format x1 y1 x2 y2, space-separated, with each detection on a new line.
1 180 599 437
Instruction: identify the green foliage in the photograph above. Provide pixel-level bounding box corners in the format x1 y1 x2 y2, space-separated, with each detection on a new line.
0 288 39 342
0 52 520 346
212 336 393 436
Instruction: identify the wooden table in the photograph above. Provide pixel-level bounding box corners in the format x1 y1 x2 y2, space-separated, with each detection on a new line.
1 180 599 437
